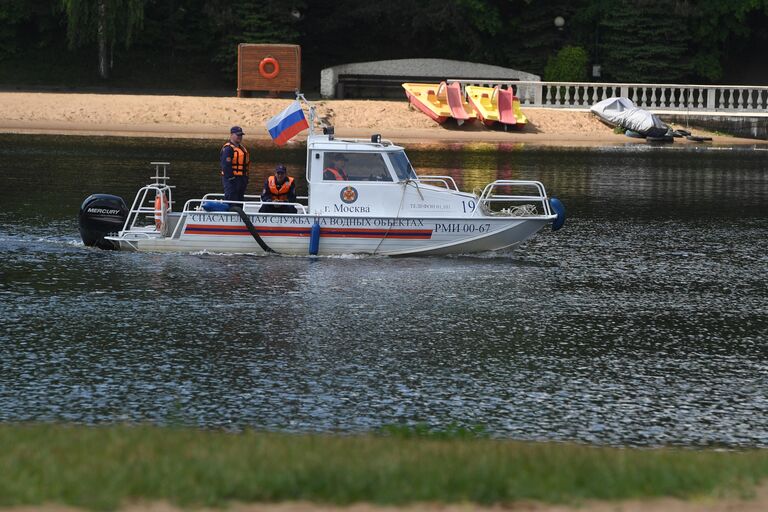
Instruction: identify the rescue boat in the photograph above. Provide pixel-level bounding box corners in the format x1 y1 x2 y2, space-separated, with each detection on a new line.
78 103 564 256
465 85 528 129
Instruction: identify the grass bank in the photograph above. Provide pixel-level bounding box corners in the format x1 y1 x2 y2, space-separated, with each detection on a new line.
1 424 767 510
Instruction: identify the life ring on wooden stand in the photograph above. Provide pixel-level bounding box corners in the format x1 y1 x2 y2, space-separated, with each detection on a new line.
154 190 168 230
259 57 280 79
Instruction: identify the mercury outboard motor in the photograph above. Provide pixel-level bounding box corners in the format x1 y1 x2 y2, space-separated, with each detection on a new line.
78 194 128 250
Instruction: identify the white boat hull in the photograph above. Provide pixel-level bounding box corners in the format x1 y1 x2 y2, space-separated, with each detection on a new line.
108 212 555 256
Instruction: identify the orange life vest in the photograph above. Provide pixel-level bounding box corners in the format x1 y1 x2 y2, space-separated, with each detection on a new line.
324 167 348 181
268 175 294 202
221 142 250 176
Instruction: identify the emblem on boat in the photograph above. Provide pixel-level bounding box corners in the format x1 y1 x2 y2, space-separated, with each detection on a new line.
340 186 358 204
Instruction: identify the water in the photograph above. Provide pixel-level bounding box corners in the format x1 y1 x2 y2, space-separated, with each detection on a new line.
1 135 767 447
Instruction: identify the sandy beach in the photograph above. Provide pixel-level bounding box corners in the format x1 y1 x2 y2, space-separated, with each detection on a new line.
0 92 762 146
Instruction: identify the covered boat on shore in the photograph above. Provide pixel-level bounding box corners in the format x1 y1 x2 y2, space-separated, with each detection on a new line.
590 97 669 138
78 103 564 256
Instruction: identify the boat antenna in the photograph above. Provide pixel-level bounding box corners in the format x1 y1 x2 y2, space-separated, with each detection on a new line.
295 91 316 136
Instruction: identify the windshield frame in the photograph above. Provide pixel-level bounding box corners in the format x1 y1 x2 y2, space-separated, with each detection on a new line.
388 150 418 181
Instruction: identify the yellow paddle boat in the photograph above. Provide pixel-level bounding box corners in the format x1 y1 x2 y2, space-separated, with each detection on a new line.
402 82 476 125
402 82 452 124
465 85 527 129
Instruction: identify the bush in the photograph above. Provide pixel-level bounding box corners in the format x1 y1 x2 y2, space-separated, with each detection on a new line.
544 46 589 82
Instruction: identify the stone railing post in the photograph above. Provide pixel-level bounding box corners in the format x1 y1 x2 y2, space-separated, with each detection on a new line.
706 88 716 110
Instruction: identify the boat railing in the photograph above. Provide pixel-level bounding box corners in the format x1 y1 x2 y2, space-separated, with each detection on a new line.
182 198 308 214
201 193 261 201
121 163 176 237
120 183 174 236
120 162 175 236
200 193 309 202
473 180 551 218
416 175 460 191
167 198 309 239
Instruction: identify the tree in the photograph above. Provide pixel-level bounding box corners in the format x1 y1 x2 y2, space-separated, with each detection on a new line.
210 0 304 80
599 0 691 83
544 46 589 82
61 0 144 79
686 0 768 81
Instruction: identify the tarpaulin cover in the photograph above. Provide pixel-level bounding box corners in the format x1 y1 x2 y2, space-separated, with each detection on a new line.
590 97 668 137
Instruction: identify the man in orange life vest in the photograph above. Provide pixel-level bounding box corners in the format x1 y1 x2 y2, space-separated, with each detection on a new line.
323 153 349 181
220 126 250 202
259 164 297 213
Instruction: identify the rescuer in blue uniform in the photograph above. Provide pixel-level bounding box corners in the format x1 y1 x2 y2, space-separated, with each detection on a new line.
259 164 297 213
220 126 250 202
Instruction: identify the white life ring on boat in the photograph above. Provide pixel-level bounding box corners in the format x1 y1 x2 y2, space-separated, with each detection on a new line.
154 190 169 230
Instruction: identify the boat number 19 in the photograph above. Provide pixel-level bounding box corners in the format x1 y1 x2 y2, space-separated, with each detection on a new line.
461 200 476 213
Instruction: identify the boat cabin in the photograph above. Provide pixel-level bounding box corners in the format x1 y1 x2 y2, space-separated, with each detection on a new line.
304 133 476 218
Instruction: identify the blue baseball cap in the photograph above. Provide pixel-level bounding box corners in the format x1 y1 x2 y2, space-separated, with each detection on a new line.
275 164 287 173
230 126 244 135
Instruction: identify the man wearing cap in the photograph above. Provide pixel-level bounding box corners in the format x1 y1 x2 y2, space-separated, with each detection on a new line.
323 153 349 181
220 126 250 202
259 164 297 213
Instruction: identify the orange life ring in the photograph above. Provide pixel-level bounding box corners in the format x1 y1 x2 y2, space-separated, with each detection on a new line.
154 191 169 230
259 57 280 79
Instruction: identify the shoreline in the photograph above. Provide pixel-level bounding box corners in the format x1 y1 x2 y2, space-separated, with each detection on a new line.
0 92 765 147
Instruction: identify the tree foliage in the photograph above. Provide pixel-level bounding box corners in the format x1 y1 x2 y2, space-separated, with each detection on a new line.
211 0 304 79
544 46 589 82
2 0 768 86
599 0 692 83
0 0 59 61
61 0 143 47
61 0 144 78
686 0 768 81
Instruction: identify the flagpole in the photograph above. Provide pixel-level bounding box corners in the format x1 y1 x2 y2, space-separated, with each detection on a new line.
295 91 316 136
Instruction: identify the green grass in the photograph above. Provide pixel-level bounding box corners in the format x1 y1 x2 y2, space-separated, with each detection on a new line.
1 424 767 510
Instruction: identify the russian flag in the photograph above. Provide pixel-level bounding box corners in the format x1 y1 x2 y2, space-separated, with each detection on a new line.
266 101 309 146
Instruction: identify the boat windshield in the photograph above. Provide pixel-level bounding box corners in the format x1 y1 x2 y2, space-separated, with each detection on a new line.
389 151 418 181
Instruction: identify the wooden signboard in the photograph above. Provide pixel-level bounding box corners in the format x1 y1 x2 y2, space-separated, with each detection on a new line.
237 44 301 97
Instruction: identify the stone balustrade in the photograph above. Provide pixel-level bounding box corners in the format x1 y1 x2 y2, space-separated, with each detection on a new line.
450 80 768 112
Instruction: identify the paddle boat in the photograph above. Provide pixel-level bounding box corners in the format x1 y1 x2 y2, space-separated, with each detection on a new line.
402 82 451 123
465 85 527 129
78 106 564 256
402 82 476 125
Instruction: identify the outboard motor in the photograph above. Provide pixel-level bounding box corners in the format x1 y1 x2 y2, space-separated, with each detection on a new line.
78 194 128 250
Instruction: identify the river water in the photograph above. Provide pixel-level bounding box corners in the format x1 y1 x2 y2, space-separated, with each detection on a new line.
0 134 766 447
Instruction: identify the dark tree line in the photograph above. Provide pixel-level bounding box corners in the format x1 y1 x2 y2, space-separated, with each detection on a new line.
1 0 767 89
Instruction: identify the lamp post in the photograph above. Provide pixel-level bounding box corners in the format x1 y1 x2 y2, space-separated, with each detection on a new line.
592 25 601 78
554 16 565 31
